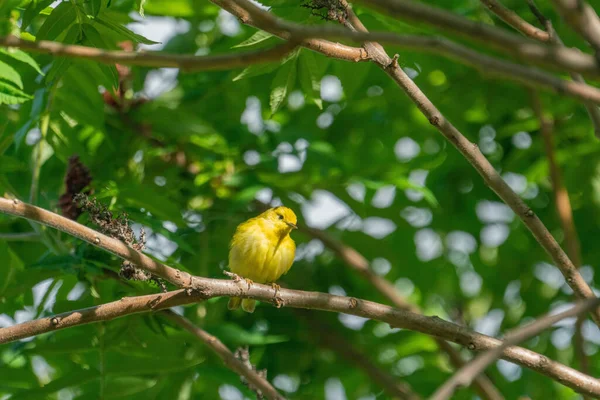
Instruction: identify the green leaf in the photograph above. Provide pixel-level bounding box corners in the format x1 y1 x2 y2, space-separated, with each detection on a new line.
14 88 46 149
233 31 273 48
233 62 280 81
208 323 289 346
45 23 81 84
299 49 323 109
270 55 298 115
82 0 103 17
95 13 159 44
0 81 32 105
0 60 23 89
0 155 27 172
81 23 119 89
0 241 24 296
0 48 44 75
233 49 298 81
36 1 77 41
137 0 147 17
22 0 55 29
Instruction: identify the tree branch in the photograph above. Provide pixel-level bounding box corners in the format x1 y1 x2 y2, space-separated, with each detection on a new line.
550 0 600 52
524 0 600 137
430 299 600 400
160 311 285 400
0 231 40 241
7 15 600 106
309 0 600 326
531 89 591 385
479 0 550 41
1 280 600 396
531 92 582 269
215 0 600 107
357 0 600 78
0 36 298 72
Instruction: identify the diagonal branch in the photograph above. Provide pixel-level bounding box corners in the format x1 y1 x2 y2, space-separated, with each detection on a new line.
531 92 582 269
1 280 600 396
160 311 285 400
550 0 600 52
0 36 298 72
480 0 550 41
531 89 591 384
430 299 600 400
308 0 600 325
357 0 600 78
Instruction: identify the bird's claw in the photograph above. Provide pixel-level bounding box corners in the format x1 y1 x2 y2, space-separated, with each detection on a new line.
270 282 281 299
244 278 253 289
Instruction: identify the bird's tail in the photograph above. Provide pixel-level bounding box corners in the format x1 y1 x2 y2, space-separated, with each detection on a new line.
228 297 242 310
242 299 256 313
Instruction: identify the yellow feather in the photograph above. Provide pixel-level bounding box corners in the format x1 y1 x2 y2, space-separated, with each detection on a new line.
227 206 297 313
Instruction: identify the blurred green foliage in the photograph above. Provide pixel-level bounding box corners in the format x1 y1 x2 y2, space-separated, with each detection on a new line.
1 0 600 399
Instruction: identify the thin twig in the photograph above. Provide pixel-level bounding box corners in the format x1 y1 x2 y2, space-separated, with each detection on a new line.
531 90 591 386
1 283 599 396
430 299 600 400
161 311 285 400
356 0 600 78
531 92 582 268
479 0 550 41
0 36 298 72
0 232 41 241
526 0 600 137
550 0 600 52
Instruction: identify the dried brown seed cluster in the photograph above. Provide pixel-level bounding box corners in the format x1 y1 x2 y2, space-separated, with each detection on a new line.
75 194 166 291
302 0 347 22
58 155 93 220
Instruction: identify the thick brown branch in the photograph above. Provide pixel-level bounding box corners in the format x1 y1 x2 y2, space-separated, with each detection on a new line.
1 282 600 396
431 299 600 400
161 311 285 400
550 0 600 52
358 0 600 78
0 36 298 72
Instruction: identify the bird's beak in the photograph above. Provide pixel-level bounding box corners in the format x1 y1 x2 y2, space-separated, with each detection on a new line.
286 222 297 229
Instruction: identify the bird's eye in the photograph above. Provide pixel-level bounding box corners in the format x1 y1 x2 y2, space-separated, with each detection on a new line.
277 214 284 220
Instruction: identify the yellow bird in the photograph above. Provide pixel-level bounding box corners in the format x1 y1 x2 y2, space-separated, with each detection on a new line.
227 206 298 313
